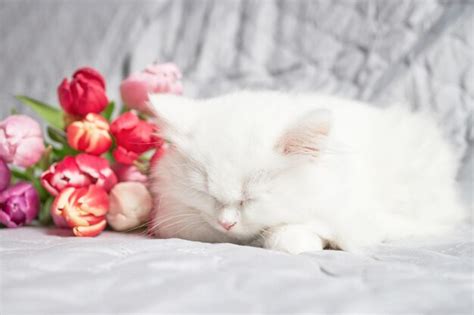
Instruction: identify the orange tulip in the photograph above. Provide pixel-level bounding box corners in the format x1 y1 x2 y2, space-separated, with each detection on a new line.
52 185 109 237
67 113 112 155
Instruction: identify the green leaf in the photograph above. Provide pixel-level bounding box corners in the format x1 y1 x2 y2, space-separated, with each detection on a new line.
10 168 30 181
120 103 128 114
23 167 49 202
104 150 114 164
38 145 53 171
103 101 115 121
138 112 150 120
39 196 54 226
47 126 68 145
16 95 64 129
52 145 77 159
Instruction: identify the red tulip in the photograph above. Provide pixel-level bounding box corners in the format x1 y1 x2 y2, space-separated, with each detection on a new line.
67 113 112 155
58 67 108 117
52 185 109 237
41 154 117 196
110 112 162 164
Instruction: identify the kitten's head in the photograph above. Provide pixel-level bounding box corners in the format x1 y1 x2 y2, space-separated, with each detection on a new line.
148 93 332 241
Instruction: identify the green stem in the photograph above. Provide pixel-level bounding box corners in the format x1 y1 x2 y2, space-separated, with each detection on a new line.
10 169 30 181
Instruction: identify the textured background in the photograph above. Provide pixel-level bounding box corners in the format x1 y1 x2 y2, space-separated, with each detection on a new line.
1 0 473 204
0 1 473 313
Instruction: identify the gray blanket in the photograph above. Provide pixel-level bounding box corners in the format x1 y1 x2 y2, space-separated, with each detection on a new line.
0 1 473 314
0 226 473 314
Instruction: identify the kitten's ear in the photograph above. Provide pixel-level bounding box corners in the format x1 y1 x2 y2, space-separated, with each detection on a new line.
276 109 332 158
147 93 194 141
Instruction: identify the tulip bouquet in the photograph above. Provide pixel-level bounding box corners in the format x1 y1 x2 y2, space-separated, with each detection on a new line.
0 63 183 236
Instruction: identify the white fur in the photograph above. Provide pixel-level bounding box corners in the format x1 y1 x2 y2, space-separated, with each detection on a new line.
148 91 466 254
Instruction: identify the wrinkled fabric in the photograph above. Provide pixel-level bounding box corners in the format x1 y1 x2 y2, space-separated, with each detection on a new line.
0 226 472 314
0 0 472 203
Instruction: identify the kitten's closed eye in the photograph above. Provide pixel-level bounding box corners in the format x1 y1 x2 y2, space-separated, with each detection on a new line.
238 197 259 210
195 188 255 210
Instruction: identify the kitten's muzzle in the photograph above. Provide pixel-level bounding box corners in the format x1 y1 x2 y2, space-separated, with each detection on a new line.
218 220 237 231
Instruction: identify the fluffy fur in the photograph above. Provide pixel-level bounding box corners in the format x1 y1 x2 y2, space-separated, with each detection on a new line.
148 91 465 254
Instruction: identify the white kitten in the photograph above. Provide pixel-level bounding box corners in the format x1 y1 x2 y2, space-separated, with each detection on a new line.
148 91 465 254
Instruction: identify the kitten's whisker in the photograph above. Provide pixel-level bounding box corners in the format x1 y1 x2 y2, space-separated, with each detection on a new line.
150 212 199 230
150 213 198 231
122 222 149 233
172 220 205 236
156 218 202 233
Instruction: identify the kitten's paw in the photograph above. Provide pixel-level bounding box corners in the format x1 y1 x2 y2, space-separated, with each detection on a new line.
263 225 325 254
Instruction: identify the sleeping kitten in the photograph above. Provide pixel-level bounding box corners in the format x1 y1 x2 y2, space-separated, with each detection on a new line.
148 91 465 254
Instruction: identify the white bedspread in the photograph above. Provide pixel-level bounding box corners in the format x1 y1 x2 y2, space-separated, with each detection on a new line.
1 227 472 314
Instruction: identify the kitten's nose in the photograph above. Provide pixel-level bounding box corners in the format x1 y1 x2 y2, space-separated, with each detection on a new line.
218 220 237 231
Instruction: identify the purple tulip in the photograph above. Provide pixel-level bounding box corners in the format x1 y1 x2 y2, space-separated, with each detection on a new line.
0 182 39 228
0 158 10 192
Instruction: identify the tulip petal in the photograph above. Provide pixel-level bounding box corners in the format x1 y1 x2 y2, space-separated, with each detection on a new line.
0 115 44 168
107 182 152 231
0 182 39 227
2 115 43 139
13 137 45 168
112 163 147 183
76 186 109 216
119 74 154 111
113 146 139 165
79 82 108 115
73 68 106 90
67 122 85 149
6 196 27 225
0 158 11 192
67 114 112 155
75 154 117 189
58 79 80 116
73 219 106 237
0 129 14 163
0 210 17 228
41 157 93 195
55 185 109 234
22 186 40 222
51 187 75 227
110 112 140 133
58 68 108 117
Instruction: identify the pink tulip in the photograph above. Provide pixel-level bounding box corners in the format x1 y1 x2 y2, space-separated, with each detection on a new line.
41 154 117 196
0 158 11 192
112 163 147 183
120 63 183 112
0 115 45 168
106 182 152 231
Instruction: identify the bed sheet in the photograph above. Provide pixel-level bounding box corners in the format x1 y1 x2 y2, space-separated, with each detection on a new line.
1 226 472 314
